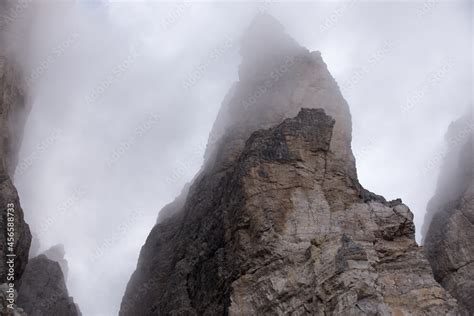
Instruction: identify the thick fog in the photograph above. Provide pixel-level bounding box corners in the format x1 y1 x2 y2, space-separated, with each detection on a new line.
3 1 471 315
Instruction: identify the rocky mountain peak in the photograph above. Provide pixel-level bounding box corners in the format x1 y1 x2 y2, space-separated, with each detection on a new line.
423 110 473 314
43 244 69 280
122 16 460 315
205 14 355 181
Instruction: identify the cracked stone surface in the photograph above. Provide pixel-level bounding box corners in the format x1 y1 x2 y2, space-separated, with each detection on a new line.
423 113 474 315
121 15 460 315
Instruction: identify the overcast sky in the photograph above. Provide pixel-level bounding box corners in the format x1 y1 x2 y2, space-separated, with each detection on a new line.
5 1 472 315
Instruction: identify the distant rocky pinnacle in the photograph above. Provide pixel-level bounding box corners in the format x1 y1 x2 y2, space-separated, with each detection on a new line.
42 244 69 280
121 15 460 315
0 2 80 314
422 112 473 315
17 255 81 316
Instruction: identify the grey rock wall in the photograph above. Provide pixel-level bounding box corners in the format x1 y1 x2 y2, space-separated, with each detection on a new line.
17 255 81 316
423 113 473 315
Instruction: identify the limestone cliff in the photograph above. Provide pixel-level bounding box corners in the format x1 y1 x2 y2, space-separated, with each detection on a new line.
423 113 473 315
121 15 460 315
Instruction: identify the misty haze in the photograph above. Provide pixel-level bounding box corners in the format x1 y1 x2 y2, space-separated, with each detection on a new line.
0 1 472 316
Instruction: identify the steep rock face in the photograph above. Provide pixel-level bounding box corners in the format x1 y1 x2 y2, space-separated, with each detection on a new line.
1 4 80 315
0 3 32 313
205 15 355 182
0 283 26 316
121 15 460 315
423 113 473 315
17 255 81 316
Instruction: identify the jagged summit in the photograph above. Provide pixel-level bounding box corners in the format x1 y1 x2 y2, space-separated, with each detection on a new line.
121 16 460 315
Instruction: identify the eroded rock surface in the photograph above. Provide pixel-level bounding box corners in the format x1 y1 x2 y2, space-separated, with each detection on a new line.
121 14 460 315
1 4 81 315
423 113 473 315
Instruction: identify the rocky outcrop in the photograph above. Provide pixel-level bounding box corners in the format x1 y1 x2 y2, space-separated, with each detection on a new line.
17 254 81 316
1 4 81 315
0 283 26 316
42 244 69 280
0 3 32 314
121 14 460 315
423 113 473 315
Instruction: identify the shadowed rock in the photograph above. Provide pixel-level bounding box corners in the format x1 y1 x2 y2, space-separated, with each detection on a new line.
17 255 80 316
0 2 32 314
423 112 474 315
